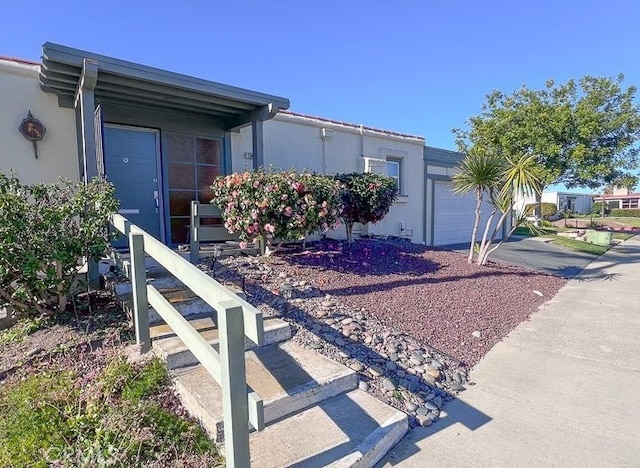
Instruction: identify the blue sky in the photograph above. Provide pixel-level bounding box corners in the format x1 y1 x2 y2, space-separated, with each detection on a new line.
2 0 639 192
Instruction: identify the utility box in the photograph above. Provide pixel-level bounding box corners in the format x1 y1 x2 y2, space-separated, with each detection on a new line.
585 230 612 246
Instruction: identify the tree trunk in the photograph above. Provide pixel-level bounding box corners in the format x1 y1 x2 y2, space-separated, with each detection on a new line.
479 208 512 265
477 206 498 264
468 189 483 264
56 262 67 313
483 222 518 265
346 222 354 245
534 192 542 219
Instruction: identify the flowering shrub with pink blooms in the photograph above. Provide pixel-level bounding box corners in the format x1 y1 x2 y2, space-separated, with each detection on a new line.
336 173 398 243
210 170 342 248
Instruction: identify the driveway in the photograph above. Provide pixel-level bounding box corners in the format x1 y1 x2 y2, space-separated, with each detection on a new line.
444 236 597 278
379 236 640 467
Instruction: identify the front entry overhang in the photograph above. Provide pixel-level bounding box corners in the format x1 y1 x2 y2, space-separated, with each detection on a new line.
38 42 290 178
39 42 290 129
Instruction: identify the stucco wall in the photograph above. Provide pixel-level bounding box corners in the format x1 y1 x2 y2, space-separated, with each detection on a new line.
0 58 78 184
231 112 426 243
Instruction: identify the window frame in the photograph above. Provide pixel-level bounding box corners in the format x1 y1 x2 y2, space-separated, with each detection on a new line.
385 158 402 194
165 132 224 244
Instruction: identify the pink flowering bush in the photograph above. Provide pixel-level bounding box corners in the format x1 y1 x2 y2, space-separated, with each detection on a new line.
210 170 342 249
335 173 398 244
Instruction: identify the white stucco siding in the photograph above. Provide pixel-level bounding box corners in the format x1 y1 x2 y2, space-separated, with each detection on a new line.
541 192 560 207
0 59 78 184
230 126 254 173
231 113 426 243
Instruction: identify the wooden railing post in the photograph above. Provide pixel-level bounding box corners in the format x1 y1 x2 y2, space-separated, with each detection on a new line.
129 229 150 353
219 300 250 468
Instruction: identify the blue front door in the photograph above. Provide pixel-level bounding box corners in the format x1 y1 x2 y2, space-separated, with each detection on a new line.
104 125 162 247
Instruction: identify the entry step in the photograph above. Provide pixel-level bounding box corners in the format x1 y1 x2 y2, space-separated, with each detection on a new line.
151 316 292 369
170 340 359 442
249 389 408 468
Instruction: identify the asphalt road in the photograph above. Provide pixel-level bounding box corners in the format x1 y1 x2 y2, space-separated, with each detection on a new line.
444 236 597 278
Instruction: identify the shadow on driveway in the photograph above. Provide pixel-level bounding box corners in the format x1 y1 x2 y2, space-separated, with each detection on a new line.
441 236 596 279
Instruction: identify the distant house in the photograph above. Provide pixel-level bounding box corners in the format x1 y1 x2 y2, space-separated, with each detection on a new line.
517 191 593 216
593 186 640 211
543 192 593 215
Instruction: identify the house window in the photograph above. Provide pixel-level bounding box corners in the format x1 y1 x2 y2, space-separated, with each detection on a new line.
166 133 223 244
386 159 401 192
364 157 403 194
622 198 639 209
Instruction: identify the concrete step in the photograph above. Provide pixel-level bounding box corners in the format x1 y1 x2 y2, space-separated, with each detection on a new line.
171 340 359 442
151 316 292 369
249 389 408 468
107 258 250 324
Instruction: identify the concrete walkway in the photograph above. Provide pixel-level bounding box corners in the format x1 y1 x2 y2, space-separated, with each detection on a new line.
380 236 640 468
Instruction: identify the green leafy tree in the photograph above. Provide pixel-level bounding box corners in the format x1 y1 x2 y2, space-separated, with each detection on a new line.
615 174 639 193
0 173 118 316
335 173 398 244
455 74 640 215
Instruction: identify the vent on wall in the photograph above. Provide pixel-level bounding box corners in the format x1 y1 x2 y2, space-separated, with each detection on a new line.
399 221 413 238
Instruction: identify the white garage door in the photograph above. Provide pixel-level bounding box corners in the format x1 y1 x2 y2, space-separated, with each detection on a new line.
433 181 500 246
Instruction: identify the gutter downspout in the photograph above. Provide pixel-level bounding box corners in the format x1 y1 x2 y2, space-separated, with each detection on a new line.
74 58 98 183
320 128 331 174
423 151 428 245
73 58 99 287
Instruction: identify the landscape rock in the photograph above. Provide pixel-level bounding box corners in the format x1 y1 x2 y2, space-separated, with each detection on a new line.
382 378 396 391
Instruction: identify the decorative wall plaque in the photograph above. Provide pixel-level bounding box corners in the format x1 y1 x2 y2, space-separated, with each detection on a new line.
19 110 46 159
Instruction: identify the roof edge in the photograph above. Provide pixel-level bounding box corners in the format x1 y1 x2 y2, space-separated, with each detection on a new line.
0 55 39 78
41 42 290 109
424 145 465 165
278 110 425 142
0 55 40 66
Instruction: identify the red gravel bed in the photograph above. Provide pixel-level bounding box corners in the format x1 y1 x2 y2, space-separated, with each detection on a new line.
278 239 566 367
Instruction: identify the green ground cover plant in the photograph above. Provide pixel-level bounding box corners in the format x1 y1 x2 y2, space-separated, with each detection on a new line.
549 236 608 255
0 313 221 468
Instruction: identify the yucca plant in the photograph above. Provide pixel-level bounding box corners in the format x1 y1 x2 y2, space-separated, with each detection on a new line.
452 152 504 263
453 153 544 265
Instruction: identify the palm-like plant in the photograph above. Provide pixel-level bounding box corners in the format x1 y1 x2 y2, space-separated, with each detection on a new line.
453 152 543 265
452 152 504 263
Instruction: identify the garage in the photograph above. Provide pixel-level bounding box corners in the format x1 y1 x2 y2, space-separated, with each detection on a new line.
433 180 499 246
424 146 505 248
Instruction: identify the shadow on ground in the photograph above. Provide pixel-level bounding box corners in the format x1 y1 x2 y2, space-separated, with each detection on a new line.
216 263 492 466
441 236 598 279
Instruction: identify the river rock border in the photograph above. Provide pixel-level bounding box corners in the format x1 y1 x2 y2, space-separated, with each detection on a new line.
211 254 471 429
